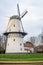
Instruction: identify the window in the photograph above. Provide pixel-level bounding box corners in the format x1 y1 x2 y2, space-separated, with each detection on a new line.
8 44 9 46
14 25 15 27
20 43 21 46
20 48 22 51
8 35 10 37
9 29 11 31
13 39 15 41
19 34 21 37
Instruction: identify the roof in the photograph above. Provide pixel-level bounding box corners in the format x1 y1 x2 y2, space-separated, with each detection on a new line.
34 45 43 52
10 15 21 20
24 42 34 47
35 45 43 49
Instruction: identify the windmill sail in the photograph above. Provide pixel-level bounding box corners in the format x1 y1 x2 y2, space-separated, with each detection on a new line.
20 10 28 19
17 4 24 32
17 4 20 17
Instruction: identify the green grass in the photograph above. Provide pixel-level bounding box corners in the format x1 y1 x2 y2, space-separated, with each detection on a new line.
0 53 43 61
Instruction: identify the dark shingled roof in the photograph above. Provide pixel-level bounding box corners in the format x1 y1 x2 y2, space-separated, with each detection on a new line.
24 42 34 47
10 15 21 20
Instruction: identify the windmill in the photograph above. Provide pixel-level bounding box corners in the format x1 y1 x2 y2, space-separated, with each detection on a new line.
4 4 28 53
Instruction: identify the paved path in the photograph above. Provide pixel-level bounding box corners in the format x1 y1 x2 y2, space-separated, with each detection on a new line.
0 61 43 65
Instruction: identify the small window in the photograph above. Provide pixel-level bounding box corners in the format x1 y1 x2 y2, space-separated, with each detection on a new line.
9 29 11 31
13 39 15 41
20 48 22 51
14 25 15 27
8 44 9 46
20 43 22 46
8 35 10 37
19 34 21 37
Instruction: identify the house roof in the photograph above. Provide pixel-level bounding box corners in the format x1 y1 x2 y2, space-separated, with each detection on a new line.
34 45 43 52
24 41 34 47
35 45 43 49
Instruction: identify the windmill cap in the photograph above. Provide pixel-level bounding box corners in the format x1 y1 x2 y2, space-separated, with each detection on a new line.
10 15 21 20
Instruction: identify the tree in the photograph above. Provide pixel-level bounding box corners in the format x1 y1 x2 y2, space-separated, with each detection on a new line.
30 36 35 44
0 35 7 53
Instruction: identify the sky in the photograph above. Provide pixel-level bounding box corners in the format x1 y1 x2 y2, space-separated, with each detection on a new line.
0 0 43 40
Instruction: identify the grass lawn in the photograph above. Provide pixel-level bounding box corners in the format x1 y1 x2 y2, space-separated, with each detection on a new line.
0 53 43 61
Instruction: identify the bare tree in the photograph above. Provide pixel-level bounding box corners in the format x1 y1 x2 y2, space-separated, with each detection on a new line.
0 35 7 53
30 36 35 44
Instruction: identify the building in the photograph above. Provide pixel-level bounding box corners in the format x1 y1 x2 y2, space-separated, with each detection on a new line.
24 41 34 53
34 45 43 53
4 4 27 53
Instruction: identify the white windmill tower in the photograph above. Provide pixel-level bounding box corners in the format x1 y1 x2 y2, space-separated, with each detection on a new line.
4 4 28 53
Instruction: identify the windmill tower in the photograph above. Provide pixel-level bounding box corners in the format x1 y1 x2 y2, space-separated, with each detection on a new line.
4 4 28 53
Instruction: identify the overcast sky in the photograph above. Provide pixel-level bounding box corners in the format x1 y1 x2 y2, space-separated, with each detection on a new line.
0 0 43 40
